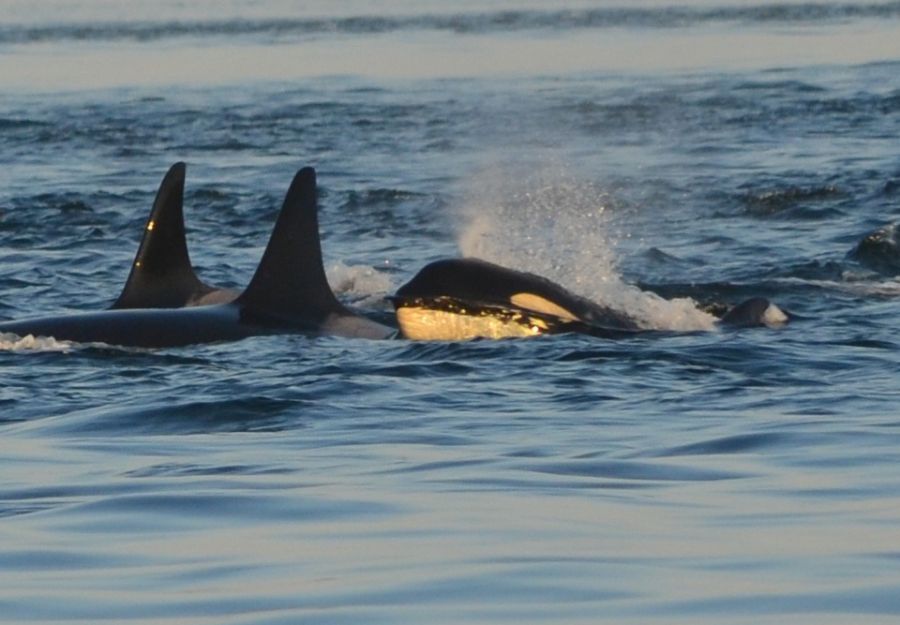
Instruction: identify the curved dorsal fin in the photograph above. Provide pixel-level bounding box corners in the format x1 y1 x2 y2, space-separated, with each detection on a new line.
236 167 348 323
111 162 216 309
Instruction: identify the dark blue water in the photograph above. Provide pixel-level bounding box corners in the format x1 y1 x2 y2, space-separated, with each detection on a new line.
2 2 900 623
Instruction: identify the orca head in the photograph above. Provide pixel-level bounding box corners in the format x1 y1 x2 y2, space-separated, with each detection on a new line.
110 162 237 309
397 258 515 303
396 258 585 316
392 258 639 340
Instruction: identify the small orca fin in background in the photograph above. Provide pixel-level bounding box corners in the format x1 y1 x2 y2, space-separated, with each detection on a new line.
721 297 790 328
110 162 220 309
236 167 350 325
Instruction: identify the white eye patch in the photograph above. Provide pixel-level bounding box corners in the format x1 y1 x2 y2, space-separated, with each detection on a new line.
510 293 577 321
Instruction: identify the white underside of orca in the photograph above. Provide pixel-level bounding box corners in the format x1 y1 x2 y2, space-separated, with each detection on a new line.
395 304 547 341
392 258 789 341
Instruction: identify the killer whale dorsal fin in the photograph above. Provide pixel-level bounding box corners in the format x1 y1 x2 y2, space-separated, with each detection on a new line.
111 162 216 309
236 167 348 323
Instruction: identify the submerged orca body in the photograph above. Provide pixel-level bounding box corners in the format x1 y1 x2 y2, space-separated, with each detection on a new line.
0 168 394 347
391 258 787 341
718 296 789 328
111 162 237 309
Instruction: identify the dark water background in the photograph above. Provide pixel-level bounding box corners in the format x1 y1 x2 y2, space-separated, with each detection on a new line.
2 2 900 623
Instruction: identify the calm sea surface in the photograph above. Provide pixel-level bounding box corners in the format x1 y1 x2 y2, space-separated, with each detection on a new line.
2 1 900 623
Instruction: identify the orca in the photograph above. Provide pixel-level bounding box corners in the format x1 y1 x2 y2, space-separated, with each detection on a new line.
718 296 789 328
391 258 787 341
0 168 394 348
391 258 642 340
110 161 238 309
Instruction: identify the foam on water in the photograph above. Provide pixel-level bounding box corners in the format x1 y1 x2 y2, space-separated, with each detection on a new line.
0 332 72 352
456 163 718 331
326 261 395 308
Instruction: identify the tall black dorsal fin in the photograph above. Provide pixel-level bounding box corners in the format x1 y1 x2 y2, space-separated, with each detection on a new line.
236 167 348 323
111 162 216 309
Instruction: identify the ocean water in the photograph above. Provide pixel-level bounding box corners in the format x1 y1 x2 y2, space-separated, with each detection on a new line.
2 1 900 623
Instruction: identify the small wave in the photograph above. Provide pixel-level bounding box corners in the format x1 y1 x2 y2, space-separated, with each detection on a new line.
2 191 143 232
341 188 426 211
0 118 51 130
187 187 238 203
738 184 845 218
655 432 789 457
176 138 259 152
523 458 746 482
123 462 294 478
41 396 306 436
3 2 899 45
12 192 94 213
774 276 900 297
64 491 395 525
642 247 686 265
732 79 828 94
766 259 849 282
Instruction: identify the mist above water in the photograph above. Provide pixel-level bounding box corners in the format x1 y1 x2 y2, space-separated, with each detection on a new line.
326 261 395 309
456 163 718 331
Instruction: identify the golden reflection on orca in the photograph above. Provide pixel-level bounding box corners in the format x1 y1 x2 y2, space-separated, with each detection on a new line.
0 165 788 349
391 258 788 341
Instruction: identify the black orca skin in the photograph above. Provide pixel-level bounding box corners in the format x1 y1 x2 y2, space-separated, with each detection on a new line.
110 162 237 309
0 168 394 348
392 258 788 340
